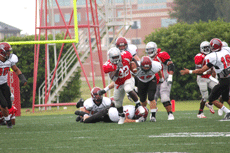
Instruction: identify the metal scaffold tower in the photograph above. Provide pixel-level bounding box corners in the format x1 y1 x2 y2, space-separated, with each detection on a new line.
32 0 133 112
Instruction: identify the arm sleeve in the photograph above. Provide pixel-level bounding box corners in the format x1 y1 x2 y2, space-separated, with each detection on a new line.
158 52 171 64
103 61 116 73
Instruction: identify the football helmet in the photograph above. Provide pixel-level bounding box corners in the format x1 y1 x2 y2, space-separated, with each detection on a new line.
91 87 103 106
200 41 210 55
108 47 121 64
0 42 12 59
140 56 152 71
115 37 128 51
134 106 148 119
145 42 157 58
210 38 222 52
222 41 228 47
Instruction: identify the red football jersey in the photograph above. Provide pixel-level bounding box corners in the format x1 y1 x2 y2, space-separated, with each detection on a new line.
103 51 133 88
153 51 171 83
194 53 211 78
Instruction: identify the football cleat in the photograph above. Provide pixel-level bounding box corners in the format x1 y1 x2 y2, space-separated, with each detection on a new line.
118 116 125 124
197 113 207 118
205 102 215 114
222 112 230 120
75 110 88 116
76 115 81 122
168 113 174 120
76 98 84 108
218 109 224 116
150 116 156 122
6 120 12 129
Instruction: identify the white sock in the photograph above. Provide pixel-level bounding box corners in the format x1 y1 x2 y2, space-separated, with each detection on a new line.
151 109 157 113
221 106 230 113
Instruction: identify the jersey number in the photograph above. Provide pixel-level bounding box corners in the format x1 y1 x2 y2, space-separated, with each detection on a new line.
0 67 10 76
221 54 230 69
119 65 129 78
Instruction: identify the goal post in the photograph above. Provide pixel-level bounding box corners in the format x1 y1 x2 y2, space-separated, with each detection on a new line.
7 0 79 45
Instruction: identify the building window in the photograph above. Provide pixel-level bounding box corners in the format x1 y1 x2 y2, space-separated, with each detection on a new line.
65 13 70 22
138 0 167 4
77 13 81 22
53 0 71 6
131 39 141 45
131 21 141 29
55 14 60 23
161 18 177 27
86 13 92 21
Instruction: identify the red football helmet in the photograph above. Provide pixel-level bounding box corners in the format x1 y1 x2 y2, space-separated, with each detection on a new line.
115 37 128 51
0 42 12 59
134 106 148 119
140 56 152 71
91 87 103 106
210 38 222 52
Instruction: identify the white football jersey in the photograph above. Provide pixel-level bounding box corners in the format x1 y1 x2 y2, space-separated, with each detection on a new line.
0 54 18 85
205 48 230 76
84 97 111 115
127 44 137 57
135 60 162 83
108 105 135 122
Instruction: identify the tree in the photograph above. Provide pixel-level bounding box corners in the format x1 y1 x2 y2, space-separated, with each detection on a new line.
170 0 217 24
4 34 81 107
214 0 230 22
144 19 230 100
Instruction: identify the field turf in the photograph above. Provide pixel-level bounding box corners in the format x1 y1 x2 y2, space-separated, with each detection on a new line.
1 101 230 153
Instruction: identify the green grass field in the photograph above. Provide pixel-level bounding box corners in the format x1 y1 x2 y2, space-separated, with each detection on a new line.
1 101 230 153
1 80 230 153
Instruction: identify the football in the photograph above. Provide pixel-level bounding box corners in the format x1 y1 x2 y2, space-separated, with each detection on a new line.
130 61 137 73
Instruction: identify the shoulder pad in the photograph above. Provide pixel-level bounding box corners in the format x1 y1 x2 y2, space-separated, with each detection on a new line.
9 54 18 63
83 98 94 111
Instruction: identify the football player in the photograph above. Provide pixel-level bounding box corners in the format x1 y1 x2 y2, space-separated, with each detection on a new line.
146 42 175 120
74 87 112 122
194 41 218 118
83 97 148 123
133 56 163 122
102 47 140 124
98 37 140 104
180 38 230 120
0 42 27 128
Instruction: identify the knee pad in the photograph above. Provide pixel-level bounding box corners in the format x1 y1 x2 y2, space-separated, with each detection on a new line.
163 101 171 107
161 94 170 102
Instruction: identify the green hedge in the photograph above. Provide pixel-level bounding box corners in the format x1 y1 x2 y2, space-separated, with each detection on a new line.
144 19 230 100
3 34 81 107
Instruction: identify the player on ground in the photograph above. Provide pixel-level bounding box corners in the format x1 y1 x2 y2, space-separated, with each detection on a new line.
103 47 139 124
74 87 112 122
0 42 27 128
180 38 230 120
194 41 218 118
82 97 148 123
146 42 175 120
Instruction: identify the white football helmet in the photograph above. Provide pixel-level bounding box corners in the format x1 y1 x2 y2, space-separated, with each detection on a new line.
200 41 210 55
145 42 158 58
222 41 228 47
108 47 121 64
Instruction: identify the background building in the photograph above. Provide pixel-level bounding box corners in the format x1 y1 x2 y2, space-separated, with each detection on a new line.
0 22 21 40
